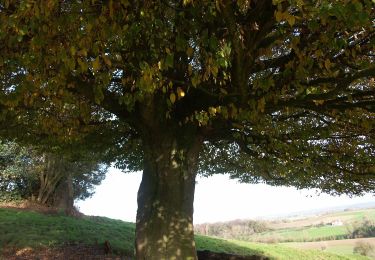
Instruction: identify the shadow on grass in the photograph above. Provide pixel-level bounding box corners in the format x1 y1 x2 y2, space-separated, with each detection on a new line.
195 235 269 259
0 207 270 259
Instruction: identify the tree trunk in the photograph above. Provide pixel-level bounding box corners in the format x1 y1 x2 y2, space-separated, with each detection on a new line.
135 128 201 260
37 154 64 205
36 154 74 213
51 172 74 214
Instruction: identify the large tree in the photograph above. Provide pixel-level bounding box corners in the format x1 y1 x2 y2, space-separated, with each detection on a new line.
1 0 374 258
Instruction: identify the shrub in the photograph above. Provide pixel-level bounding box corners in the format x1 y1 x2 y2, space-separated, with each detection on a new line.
351 218 375 238
353 241 375 256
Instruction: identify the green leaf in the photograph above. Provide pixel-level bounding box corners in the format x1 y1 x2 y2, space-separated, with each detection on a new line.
165 54 174 68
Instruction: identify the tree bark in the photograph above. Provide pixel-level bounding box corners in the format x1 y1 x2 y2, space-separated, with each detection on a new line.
37 154 64 205
135 128 201 260
51 172 74 214
36 154 74 213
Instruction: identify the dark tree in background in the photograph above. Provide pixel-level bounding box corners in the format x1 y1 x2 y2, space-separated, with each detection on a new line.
0 140 108 213
0 0 374 258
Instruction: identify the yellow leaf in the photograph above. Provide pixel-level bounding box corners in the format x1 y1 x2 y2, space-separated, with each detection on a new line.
257 97 266 113
170 93 176 104
275 10 283 22
177 87 185 98
186 47 194 57
70 46 76 56
324 59 331 70
313 100 325 106
286 15 295 26
92 57 101 71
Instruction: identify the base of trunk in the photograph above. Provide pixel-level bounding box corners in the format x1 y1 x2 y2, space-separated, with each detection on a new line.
135 131 201 259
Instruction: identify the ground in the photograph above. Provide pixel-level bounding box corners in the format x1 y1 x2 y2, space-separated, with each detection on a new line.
0 202 267 260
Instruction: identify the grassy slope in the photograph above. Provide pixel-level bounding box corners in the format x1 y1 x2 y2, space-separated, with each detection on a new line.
0 208 370 259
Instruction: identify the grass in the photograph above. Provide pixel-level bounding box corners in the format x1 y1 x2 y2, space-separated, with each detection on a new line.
0 208 135 256
253 225 349 242
229 240 371 260
249 209 375 243
329 209 375 222
0 207 372 259
283 238 375 259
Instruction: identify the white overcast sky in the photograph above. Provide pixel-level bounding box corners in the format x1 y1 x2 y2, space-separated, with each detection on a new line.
77 167 375 224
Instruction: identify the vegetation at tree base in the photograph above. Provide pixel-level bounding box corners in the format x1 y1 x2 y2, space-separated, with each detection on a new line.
0 140 108 213
0 1 374 258
0 208 371 260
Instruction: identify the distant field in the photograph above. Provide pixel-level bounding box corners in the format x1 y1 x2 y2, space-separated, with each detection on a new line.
226 239 371 260
283 238 375 259
249 208 375 243
269 209 375 230
251 225 349 242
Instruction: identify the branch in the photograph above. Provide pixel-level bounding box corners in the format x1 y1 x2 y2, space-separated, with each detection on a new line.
67 75 137 125
252 51 295 73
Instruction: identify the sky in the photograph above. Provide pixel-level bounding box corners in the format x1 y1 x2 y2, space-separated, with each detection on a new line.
77 167 375 224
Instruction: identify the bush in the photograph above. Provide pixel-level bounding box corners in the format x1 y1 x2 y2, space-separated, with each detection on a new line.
353 241 375 256
350 218 375 238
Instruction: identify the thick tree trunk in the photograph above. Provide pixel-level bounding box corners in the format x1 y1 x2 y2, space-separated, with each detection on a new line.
135 129 201 260
36 154 74 213
51 172 74 214
37 154 64 205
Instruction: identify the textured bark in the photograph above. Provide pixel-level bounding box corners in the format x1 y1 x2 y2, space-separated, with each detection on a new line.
51 172 74 213
36 154 74 213
37 154 64 205
135 127 201 260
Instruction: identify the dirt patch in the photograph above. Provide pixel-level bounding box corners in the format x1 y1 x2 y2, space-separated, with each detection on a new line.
0 201 83 217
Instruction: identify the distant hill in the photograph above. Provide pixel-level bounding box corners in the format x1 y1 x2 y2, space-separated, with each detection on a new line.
259 202 375 221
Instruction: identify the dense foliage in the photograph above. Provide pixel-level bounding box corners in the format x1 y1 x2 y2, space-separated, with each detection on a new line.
0 140 108 205
0 0 374 258
0 0 373 194
0 141 38 201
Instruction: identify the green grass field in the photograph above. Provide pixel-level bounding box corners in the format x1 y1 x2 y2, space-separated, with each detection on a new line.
0 207 371 259
252 225 349 242
283 238 375 259
249 209 375 243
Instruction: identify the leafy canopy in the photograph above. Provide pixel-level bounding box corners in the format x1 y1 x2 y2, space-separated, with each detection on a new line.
0 0 374 195
0 140 108 203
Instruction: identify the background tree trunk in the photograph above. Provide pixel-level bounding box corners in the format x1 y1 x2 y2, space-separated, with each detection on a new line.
135 129 201 260
51 172 74 214
37 154 64 205
36 154 74 213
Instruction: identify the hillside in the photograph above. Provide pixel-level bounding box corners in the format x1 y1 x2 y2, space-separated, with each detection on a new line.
0 207 371 259
195 208 375 242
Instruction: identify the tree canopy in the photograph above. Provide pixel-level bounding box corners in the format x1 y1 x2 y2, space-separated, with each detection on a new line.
0 0 374 258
